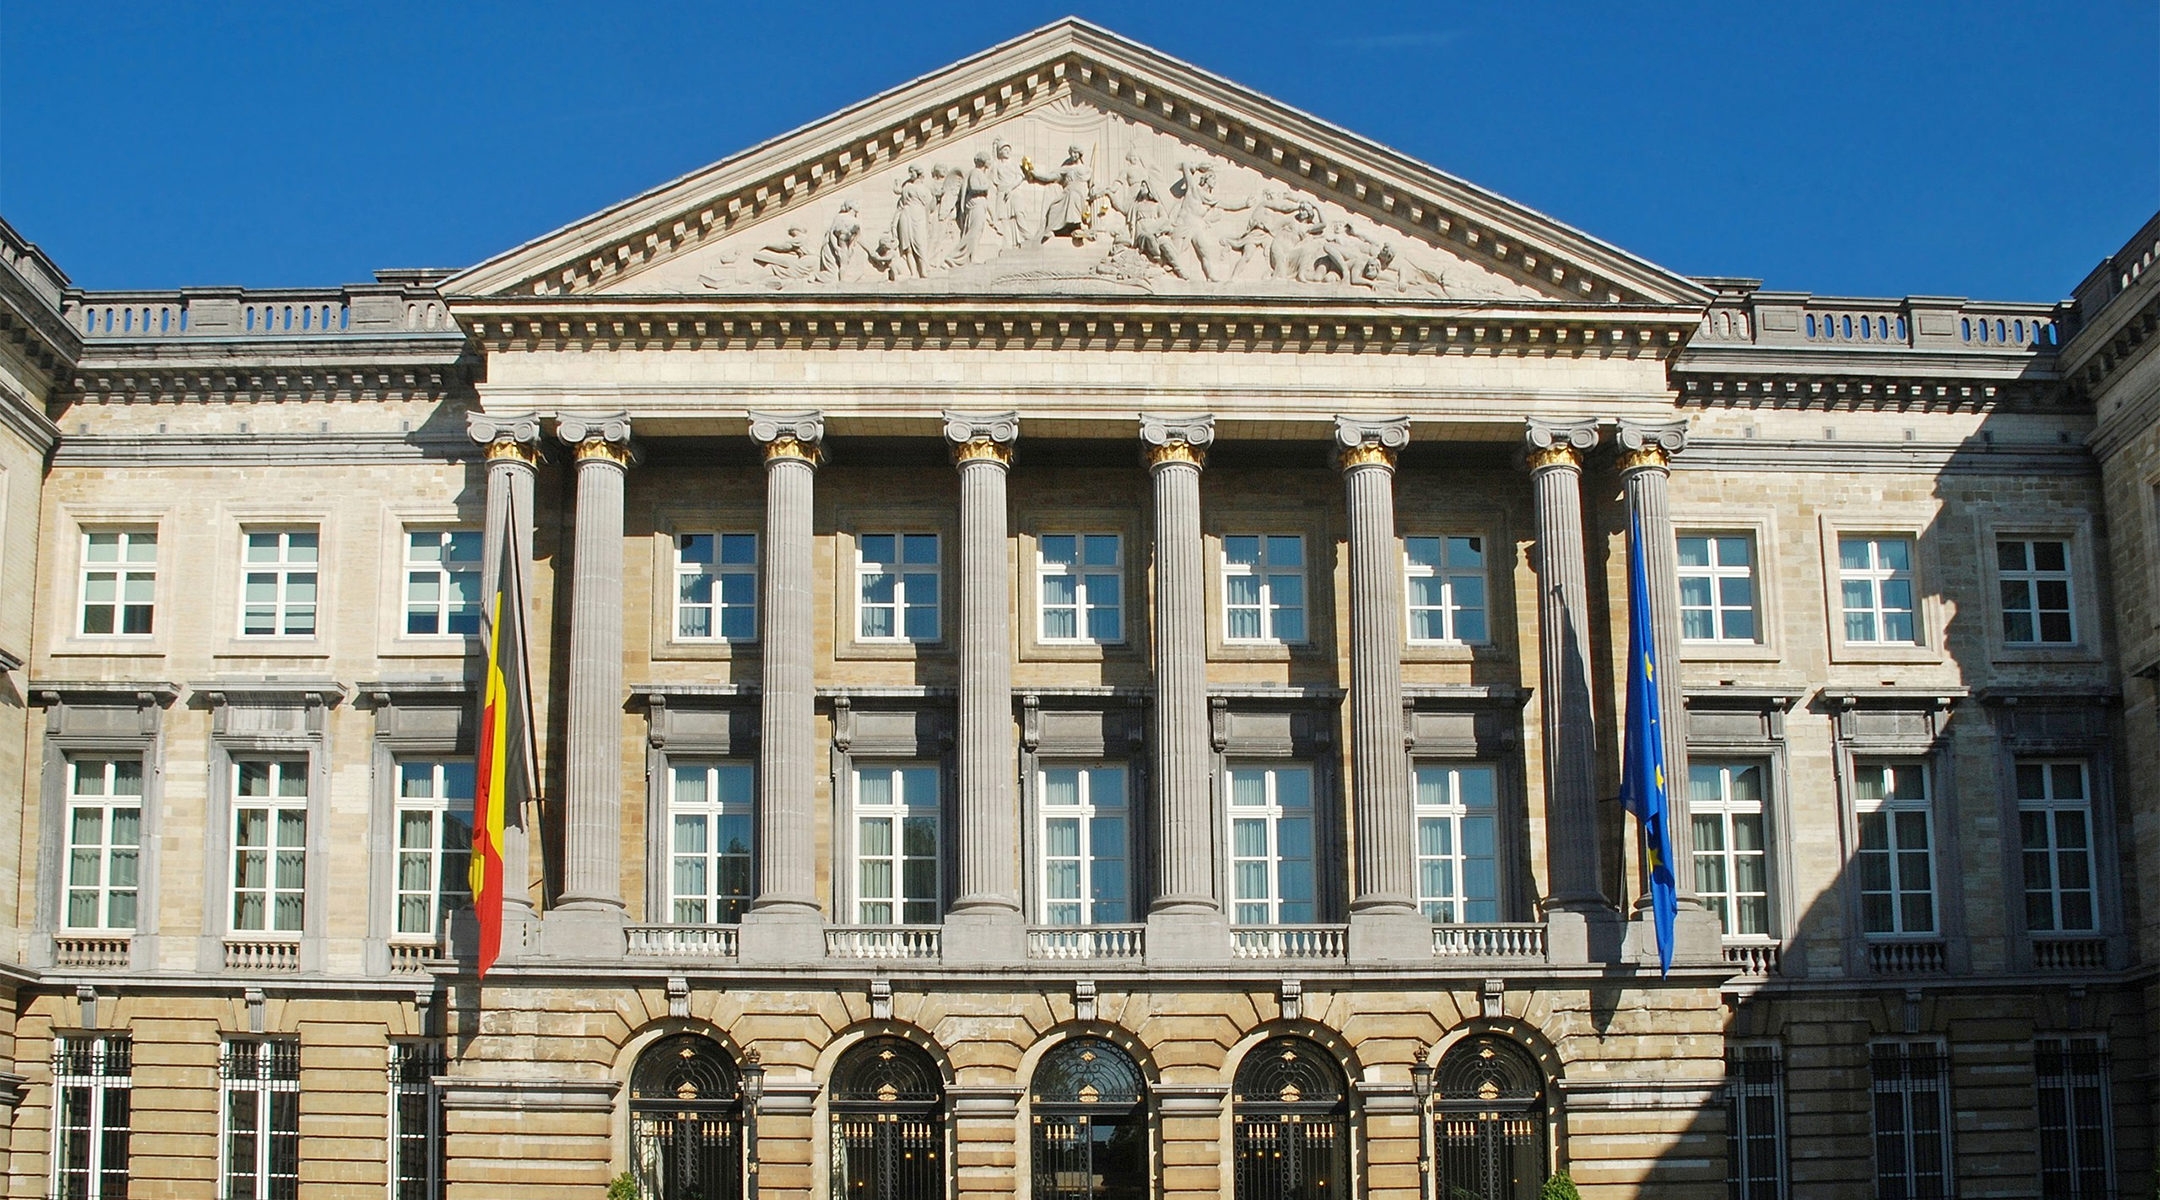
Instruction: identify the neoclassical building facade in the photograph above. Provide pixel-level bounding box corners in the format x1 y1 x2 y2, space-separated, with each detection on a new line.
0 19 2153 1200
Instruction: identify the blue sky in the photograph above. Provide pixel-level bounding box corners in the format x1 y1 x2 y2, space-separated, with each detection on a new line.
3 1 2153 299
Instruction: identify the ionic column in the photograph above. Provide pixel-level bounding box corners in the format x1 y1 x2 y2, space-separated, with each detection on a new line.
943 412 1022 930
467 412 543 949
1525 419 1617 962
746 412 825 927
1141 415 1223 959
547 413 633 956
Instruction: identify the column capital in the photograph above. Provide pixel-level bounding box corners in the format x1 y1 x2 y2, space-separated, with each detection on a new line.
1140 412 1215 468
942 410 1018 467
557 413 635 466
469 411 544 466
1334 415 1410 470
748 410 826 466
1523 418 1600 472
1614 419 1689 473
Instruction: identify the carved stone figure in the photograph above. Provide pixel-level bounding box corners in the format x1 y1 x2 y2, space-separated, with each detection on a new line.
1028 145 1094 241
928 164 965 267
990 140 1035 248
889 166 933 280
817 202 870 283
751 226 815 279
955 151 999 265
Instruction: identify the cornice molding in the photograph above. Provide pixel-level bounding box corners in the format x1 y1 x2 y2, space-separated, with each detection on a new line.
62 355 475 407
1677 437 2095 477
1673 371 2062 414
51 432 472 468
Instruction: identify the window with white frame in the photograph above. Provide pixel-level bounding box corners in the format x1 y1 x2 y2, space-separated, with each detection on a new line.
79 528 156 636
64 757 143 932
667 761 753 924
1227 764 1316 924
1413 764 1498 922
853 764 939 924
220 1037 300 1200
1678 534 1759 643
391 1040 447 1200
675 533 759 641
1037 533 1123 643
1404 535 1487 644
393 760 473 939
1725 1043 1787 1200
2034 1036 2113 1199
231 760 308 936
856 533 940 641
1688 761 1772 939
1036 764 1131 924
1222 534 1306 643
2017 761 2097 934
1854 762 1935 937
1869 1040 1952 1200
403 529 482 637
1838 536 1916 645
240 528 319 638
1997 538 2075 644
52 1034 131 1200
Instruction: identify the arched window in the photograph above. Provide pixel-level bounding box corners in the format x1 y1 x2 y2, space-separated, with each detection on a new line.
1231 1036 1349 1200
1031 1037 1149 1200
630 1034 744 1200
1433 1036 1547 1200
831 1037 945 1200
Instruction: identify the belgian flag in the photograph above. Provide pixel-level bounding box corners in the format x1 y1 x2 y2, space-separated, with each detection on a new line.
471 495 533 979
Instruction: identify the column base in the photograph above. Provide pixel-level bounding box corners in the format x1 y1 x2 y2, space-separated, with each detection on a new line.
1145 909 1233 967
1625 905 1726 969
1348 909 1434 963
737 906 829 967
536 902 626 960
939 908 1027 966
1543 904 1626 966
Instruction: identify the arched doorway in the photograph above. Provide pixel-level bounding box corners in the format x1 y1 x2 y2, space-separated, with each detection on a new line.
1030 1036 1149 1200
1231 1036 1349 1200
630 1033 745 1200
831 1037 945 1200
1432 1035 1548 1200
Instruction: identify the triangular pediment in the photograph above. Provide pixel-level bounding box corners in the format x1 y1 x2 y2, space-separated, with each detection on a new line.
444 20 1709 310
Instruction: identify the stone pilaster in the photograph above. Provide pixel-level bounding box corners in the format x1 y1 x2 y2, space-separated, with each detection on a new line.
942 411 1025 965
1334 417 1428 962
544 413 633 958
1525 418 1621 965
467 411 543 955
740 412 827 966
1140 414 1229 965
1616 419 1723 965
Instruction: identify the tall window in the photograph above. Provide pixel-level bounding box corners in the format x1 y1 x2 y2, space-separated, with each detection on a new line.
1869 1041 1952 1200
1688 762 1772 939
2034 1036 2113 1199
856 533 939 641
64 757 143 932
393 760 473 939
1031 1038 1146 1200
1228 764 1315 924
668 762 754 924
1432 1036 1547 1200
1414 764 1498 923
220 1038 300 1200
240 528 319 637
631 1034 745 1200
390 1041 446 1200
1404 535 1487 644
1854 762 1934 937
231 761 307 936
1233 1038 1349 1200
79 529 157 636
52 1035 131 1200
2017 761 2096 934
831 1038 943 1200
1037 765 1131 924
1838 536 1916 645
1677 534 1758 642
676 533 758 641
853 765 939 924
1038 533 1122 643
1222 534 1306 643
403 529 481 636
1997 538 2074 644
1726 1044 1787 1200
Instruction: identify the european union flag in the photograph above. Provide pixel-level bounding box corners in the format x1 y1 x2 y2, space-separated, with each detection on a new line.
1622 507 1679 975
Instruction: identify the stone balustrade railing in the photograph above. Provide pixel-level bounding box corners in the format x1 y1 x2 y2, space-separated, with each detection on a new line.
1693 291 2072 354
389 940 448 975
52 934 131 970
826 926 941 960
224 939 302 972
1230 925 1349 961
1867 938 1947 975
2031 936 2108 972
2071 208 2160 323
1431 922 1546 962
1027 925 1146 961
1722 940 1781 978
60 277 457 341
627 924 740 959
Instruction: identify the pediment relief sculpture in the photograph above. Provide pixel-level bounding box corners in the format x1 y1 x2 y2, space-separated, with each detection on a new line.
606 100 1547 302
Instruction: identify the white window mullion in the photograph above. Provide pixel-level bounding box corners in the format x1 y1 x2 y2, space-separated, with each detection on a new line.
1227 765 1314 924
79 528 158 637
853 765 939 924
402 529 481 637
232 760 309 936
241 527 320 638
1036 765 1130 925
675 533 759 641
667 762 753 924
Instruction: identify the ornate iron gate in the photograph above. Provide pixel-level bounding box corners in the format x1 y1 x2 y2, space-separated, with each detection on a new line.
1431 1037 1546 1200
630 1034 745 1200
1231 1037 1349 1200
1030 1037 1149 1200
832 1037 946 1200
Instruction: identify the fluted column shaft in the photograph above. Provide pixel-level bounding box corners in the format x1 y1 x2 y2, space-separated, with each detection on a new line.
557 416 632 913
475 418 541 927
750 414 824 914
1527 421 1606 911
1337 419 1415 914
1143 415 1217 914
1618 422 1700 908
945 411 1021 914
